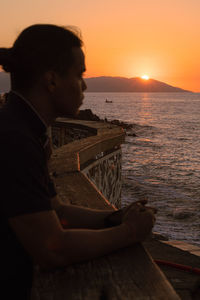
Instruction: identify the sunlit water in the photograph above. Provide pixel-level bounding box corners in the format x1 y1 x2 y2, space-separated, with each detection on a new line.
82 92 200 246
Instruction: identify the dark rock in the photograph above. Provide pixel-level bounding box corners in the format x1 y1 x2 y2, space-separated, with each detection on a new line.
110 119 133 129
76 109 133 130
76 109 100 121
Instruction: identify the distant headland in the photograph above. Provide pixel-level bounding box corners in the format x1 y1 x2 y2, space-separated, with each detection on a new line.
0 72 10 93
85 76 192 93
0 72 192 93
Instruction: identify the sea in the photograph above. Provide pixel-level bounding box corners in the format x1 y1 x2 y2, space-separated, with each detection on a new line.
81 92 200 246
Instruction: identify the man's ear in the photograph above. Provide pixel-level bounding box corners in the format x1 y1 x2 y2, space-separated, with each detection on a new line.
43 71 59 93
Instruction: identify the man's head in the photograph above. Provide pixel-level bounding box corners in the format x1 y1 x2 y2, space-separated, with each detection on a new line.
0 24 87 118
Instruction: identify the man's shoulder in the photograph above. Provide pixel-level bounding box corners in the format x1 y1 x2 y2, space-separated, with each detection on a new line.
0 126 43 165
0 108 28 140
0 105 45 165
0 127 35 148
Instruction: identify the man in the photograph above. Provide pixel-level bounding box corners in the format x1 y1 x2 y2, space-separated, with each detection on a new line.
0 24 156 299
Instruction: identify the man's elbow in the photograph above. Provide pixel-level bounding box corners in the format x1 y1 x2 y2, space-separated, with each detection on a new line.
34 234 71 270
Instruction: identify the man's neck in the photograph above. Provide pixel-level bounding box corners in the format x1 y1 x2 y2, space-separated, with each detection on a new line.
11 89 56 127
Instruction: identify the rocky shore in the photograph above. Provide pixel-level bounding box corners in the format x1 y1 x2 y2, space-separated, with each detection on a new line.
75 108 134 130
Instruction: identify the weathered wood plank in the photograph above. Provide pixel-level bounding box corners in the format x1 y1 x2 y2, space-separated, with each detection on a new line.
50 130 125 174
54 118 120 134
54 130 124 156
79 133 124 166
54 118 98 135
52 171 114 209
32 228 180 300
50 151 79 173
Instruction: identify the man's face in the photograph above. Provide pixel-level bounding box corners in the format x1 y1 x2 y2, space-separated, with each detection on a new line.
53 47 87 118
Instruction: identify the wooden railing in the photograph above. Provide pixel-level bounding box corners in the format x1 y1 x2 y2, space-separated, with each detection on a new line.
31 118 180 300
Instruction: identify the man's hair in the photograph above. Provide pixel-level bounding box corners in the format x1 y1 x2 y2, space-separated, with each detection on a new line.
0 24 83 90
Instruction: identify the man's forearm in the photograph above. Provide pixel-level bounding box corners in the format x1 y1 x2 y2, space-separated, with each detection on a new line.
55 201 115 229
49 223 134 268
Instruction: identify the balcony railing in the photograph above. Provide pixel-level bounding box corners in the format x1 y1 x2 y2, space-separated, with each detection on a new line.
31 118 180 300
51 118 125 208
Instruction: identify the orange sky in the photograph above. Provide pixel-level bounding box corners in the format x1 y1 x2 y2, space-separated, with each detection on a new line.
1 0 200 92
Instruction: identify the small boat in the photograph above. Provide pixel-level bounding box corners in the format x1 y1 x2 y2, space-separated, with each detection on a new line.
105 99 113 103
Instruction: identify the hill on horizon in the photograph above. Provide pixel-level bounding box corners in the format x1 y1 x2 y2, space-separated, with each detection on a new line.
0 72 10 93
0 72 192 93
85 76 192 93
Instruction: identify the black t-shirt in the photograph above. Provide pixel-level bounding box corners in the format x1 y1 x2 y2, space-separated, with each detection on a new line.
0 92 57 298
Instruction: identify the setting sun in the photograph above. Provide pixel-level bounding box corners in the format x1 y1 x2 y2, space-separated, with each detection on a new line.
141 75 149 80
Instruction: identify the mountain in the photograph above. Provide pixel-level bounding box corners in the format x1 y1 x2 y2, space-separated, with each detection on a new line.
85 76 192 93
0 72 192 93
0 72 10 93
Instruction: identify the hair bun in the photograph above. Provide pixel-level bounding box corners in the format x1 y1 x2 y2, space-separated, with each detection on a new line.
0 47 14 72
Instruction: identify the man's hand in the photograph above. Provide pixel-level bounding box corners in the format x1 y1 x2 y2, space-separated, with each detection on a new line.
104 199 157 230
122 201 156 242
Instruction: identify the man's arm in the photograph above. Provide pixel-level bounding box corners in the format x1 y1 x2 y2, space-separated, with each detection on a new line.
51 195 115 229
8 210 132 269
9 203 155 270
